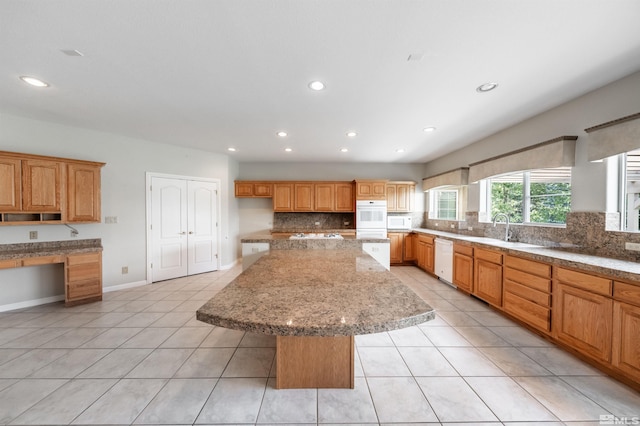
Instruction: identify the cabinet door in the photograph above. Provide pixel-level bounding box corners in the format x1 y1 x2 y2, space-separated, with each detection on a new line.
356 180 386 200
315 183 334 211
416 241 425 269
253 182 272 197
424 242 434 274
553 283 613 362
294 183 314 211
273 183 294 212
403 233 416 261
67 163 101 222
453 252 473 292
0 157 21 211
395 184 411 212
386 185 397 211
612 301 640 382
474 259 503 307
335 183 354 212
389 232 403 264
22 159 62 212
234 182 254 197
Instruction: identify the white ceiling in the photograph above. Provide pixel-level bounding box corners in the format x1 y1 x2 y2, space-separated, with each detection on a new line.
2 1 640 163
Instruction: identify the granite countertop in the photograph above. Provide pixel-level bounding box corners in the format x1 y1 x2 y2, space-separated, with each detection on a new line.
271 228 356 233
0 239 103 260
412 228 640 282
242 233 390 244
197 249 435 336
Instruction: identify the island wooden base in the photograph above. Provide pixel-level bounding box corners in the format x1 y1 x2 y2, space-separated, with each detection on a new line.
276 335 354 389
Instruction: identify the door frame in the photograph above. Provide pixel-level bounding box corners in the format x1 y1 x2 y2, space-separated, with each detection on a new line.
145 172 222 284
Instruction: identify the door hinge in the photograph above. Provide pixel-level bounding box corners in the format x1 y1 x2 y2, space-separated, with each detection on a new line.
149 185 152 191
150 263 153 269
150 224 153 230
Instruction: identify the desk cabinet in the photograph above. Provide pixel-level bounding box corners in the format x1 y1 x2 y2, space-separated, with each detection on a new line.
65 252 103 306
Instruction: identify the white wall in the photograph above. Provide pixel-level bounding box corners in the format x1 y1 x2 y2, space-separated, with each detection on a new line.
0 113 239 307
423 71 640 212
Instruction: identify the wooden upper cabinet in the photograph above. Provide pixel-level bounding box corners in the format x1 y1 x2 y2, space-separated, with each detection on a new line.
21 159 62 212
355 180 387 200
314 183 334 211
273 183 294 212
0 156 21 211
0 151 105 225
386 181 415 212
67 163 102 222
234 181 272 198
335 182 354 212
294 183 314 211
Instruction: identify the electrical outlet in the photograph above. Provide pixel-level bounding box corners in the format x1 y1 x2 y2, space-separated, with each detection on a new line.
344 221 350 226
315 222 320 226
450 224 455 229
435 223 439 227
105 216 118 224
467 226 473 231
625 242 640 251
29 231 38 240
121 266 128 274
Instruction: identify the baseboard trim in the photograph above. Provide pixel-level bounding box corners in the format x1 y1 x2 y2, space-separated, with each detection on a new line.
0 295 65 313
103 280 148 293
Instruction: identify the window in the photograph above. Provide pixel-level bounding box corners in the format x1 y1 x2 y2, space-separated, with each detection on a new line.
429 186 466 220
435 190 458 220
621 149 640 232
484 167 571 224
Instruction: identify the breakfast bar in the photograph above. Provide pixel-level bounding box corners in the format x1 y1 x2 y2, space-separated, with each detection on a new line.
197 248 435 389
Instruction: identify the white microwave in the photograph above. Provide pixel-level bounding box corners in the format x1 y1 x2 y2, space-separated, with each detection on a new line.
387 215 412 230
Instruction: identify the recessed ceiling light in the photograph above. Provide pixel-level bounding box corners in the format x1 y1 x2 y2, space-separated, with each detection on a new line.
308 80 325 91
340 148 349 152
396 149 405 153
276 131 288 137
20 76 49 87
227 147 236 152
423 127 436 132
346 132 357 137
284 148 293 152
476 82 498 93
60 49 84 57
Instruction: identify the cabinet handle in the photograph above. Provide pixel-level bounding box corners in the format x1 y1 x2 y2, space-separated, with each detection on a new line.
179 232 186 235
189 231 194 234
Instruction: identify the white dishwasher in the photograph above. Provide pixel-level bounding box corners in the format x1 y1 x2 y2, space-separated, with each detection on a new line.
434 238 454 287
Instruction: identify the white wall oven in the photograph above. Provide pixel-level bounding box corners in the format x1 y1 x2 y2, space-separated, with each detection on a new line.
356 200 387 238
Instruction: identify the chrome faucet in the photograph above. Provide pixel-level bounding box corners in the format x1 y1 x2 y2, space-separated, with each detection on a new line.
492 213 511 242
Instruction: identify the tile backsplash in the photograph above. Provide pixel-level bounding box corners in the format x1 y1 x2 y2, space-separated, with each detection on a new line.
425 211 640 262
273 212 355 230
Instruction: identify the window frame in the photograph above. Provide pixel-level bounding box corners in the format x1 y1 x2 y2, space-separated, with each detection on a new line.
428 186 466 221
481 167 572 226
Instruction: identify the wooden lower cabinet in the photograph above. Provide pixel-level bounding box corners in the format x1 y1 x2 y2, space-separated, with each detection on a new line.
417 235 434 274
503 255 552 333
452 244 473 292
65 252 102 306
553 282 613 362
473 248 503 307
389 233 403 265
404 233 416 262
612 301 640 382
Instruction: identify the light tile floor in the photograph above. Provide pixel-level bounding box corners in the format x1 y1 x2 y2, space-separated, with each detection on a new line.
0 265 639 425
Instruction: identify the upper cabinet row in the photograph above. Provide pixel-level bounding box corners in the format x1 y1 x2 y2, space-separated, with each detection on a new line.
0 151 105 225
235 180 415 212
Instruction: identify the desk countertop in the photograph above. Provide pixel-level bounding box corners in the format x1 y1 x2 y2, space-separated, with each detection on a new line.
0 239 102 260
197 249 434 336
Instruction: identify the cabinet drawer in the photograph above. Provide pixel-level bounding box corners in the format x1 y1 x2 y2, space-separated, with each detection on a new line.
454 244 473 257
475 248 502 264
67 279 101 300
67 252 101 266
555 267 612 296
614 281 640 307
504 267 551 293
503 291 551 332
504 255 551 278
67 263 101 283
22 255 64 266
0 259 18 269
418 234 434 244
504 279 551 307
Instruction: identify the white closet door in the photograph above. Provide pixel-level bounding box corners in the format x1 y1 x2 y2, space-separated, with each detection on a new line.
151 177 188 281
187 180 218 275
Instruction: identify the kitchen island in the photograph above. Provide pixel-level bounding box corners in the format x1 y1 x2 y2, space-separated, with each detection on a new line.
197 248 434 389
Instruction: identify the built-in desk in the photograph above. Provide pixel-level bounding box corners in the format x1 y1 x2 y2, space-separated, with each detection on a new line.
0 239 103 306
